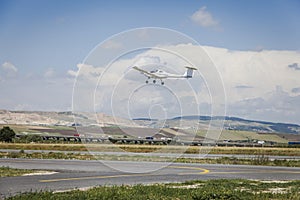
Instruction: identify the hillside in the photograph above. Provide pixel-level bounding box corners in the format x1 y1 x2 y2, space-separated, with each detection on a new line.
0 110 140 127
0 110 299 143
134 116 300 135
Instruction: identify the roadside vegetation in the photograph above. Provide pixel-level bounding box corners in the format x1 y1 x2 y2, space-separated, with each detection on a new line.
0 166 36 177
1 126 300 167
1 150 300 167
6 179 300 200
175 156 300 167
1 143 300 156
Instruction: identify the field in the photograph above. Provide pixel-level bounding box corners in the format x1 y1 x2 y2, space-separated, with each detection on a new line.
0 124 75 136
2 124 297 144
1 151 300 167
1 143 300 156
0 166 37 177
6 179 300 200
197 130 288 143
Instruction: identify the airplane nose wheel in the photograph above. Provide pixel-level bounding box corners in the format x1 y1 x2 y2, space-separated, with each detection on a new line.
146 77 150 84
153 80 156 84
161 81 164 85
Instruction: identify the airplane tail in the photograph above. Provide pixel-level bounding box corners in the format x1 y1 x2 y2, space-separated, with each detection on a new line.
184 66 197 78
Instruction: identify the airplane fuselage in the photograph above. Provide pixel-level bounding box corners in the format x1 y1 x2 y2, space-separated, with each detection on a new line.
133 66 196 85
147 70 187 79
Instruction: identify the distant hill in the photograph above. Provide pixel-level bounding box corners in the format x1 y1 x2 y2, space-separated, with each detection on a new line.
1 110 300 143
0 110 299 135
133 115 300 135
173 115 299 127
0 110 140 127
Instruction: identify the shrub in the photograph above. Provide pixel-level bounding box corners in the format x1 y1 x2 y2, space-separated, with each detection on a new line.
0 126 16 142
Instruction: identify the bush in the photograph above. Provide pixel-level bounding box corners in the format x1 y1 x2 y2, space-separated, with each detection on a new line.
0 126 16 142
191 188 252 200
252 154 269 165
17 134 42 143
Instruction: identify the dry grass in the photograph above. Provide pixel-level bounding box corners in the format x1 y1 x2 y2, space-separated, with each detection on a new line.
1 143 300 156
1 151 300 167
0 166 37 177
197 130 288 143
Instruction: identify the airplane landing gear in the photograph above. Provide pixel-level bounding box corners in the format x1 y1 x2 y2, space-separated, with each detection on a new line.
145 77 150 84
145 78 165 85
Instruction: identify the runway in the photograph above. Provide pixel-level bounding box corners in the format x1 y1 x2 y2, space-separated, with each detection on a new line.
1 158 300 198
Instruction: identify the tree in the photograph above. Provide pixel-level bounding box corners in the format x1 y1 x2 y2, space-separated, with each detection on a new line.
0 126 16 142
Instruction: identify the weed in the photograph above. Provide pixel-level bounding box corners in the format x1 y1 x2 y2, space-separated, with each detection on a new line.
6 179 300 200
0 166 36 177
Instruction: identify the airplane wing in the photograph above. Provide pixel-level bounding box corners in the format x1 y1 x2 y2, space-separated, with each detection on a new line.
133 66 161 78
133 66 150 74
185 66 198 70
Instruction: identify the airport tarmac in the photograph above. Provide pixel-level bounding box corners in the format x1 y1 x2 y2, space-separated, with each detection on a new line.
1 158 300 198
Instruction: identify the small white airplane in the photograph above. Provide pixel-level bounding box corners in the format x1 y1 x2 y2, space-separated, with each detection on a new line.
133 66 197 85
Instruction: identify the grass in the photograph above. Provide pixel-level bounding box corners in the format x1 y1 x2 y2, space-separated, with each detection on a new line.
197 130 288 143
1 143 300 156
0 143 89 151
0 166 36 177
208 146 300 156
0 124 75 137
6 179 300 200
0 124 37 134
1 151 300 167
175 156 300 167
45 125 75 131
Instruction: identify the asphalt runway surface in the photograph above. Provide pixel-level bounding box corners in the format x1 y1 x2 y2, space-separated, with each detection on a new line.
1 158 300 198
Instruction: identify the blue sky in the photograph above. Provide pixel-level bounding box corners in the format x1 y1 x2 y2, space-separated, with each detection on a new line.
1 0 299 73
0 0 300 123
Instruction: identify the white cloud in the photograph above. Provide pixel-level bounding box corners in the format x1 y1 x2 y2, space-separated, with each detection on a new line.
203 46 300 101
191 6 219 28
228 86 300 124
0 75 73 112
92 44 300 122
67 69 77 77
67 63 102 80
133 55 161 66
3 43 297 123
44 68 55 78
102 40 123 49
73 45 219 118
2 61 18 77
